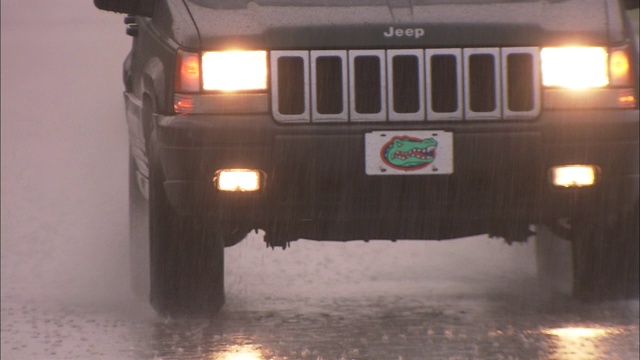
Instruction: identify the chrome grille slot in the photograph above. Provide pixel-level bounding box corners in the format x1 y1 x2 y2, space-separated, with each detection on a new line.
350 50 386 121
388 49 425 121
271 51 310 123
270 47 540 123
502 47 541 120
426 49 463 120
464 48 502 120
311 50 348 122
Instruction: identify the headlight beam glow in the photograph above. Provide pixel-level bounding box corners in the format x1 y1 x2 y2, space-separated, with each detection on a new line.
541 47 609 89
202 51 268 92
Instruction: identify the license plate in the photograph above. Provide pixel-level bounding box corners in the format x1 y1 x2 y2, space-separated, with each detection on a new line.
365 131 453 175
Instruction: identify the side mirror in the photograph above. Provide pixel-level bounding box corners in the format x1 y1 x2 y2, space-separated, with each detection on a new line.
623 0 639 10
94 0 155 17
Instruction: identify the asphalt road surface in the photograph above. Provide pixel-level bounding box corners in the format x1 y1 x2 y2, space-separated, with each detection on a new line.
2 1 638 359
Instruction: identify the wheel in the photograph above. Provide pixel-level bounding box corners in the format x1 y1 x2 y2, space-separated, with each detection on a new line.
129 153 150 300
535 224 573 295
571 203 639 300
536 203 639 301
148 134 225 317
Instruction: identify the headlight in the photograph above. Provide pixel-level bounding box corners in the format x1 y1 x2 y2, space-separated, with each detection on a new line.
202 51 268 92
540 47 608 89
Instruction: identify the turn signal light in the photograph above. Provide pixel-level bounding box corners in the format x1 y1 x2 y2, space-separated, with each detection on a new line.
618 89 637 108
175 50 201 92
173 94 194 114
609 46 631 86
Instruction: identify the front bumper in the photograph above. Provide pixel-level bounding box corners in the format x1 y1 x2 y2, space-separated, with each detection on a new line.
152 109 639 240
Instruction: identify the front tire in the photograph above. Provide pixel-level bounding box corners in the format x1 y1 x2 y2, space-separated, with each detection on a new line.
571 204 639 300
148 135 225 317
536 203 639 301
129 153 150 300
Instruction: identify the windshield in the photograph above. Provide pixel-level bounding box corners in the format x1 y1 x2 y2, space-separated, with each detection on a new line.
189 0 541 8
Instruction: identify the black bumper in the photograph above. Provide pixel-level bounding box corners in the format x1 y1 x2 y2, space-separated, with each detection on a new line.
152 109 639 240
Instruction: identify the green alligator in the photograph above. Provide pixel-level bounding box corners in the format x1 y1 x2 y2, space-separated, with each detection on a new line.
382 136 438 169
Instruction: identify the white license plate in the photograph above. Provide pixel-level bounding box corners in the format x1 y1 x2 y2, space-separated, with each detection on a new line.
365 131 453 175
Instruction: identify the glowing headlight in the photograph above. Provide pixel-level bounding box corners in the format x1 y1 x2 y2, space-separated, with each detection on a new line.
541 47 608 89
202 51 267 92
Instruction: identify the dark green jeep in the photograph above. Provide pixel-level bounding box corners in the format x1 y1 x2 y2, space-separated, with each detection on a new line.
95 0 639 317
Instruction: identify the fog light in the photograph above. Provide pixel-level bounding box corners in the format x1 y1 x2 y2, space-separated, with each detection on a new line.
215 169 261 192
550 165 598 187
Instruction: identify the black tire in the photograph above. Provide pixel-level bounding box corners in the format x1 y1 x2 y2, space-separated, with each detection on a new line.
148 134 225 317
129 153 150 300
571 204 639 300
537 204 640 301
535 225 573 295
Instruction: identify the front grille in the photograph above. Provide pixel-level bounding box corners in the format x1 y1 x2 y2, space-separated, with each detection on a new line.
271 47 540 123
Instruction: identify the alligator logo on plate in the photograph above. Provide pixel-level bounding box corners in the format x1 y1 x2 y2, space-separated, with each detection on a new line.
380 136 438 171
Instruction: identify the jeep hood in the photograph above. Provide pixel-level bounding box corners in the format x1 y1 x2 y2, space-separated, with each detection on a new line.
182 0 626 49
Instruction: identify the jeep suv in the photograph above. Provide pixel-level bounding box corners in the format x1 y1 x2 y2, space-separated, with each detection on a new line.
95 0 639 317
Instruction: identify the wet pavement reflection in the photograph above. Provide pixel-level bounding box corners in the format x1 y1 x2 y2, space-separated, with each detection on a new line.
3 238 639 359
124 235 638 360
134 293 638 359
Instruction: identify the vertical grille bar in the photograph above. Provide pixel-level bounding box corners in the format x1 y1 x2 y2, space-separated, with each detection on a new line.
501 47 541 120
311 50 348 122
271 51 310 123
349 50 387 122
463 48 502 120
271 47 539 123
387 49 425 121
425 48 463 121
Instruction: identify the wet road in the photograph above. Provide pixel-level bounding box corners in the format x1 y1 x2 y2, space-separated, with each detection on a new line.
1 1 639 359
129 237 640 360
3 235 639 359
